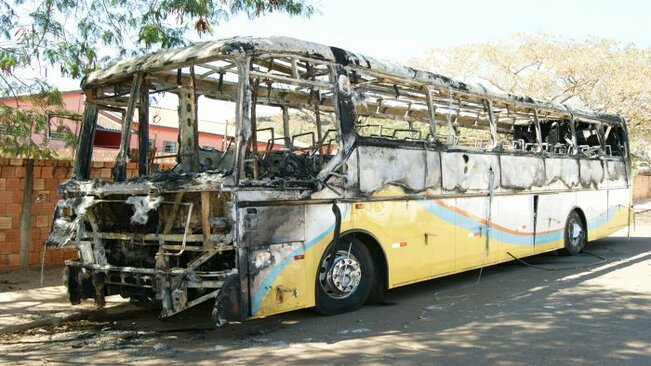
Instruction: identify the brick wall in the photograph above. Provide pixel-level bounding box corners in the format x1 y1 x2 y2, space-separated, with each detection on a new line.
0 158 165 272
633 175 651 200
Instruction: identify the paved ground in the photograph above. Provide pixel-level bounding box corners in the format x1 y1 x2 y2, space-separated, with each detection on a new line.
0 269 134 334
635 198 651 213
0 213 650 365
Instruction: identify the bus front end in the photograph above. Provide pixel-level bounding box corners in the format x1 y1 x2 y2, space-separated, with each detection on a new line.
48 175 244 322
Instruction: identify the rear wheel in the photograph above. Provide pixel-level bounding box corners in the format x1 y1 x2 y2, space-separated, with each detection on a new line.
560 210 586 256
315 237 374 315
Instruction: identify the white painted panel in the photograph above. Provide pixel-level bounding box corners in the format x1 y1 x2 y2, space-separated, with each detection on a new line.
492 195 534 258
441 152 500 192
347 146 442 195
544 157 579 190
608 188 631 230
500 155 545 190
536 191 576 247
606 160 628 189
576 190 608 240
579 159 606 189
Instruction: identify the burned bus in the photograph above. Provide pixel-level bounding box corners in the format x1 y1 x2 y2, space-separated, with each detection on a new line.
48 37 631 324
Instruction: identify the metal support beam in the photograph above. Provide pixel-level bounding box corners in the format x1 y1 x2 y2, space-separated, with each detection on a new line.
485 99 499 149
112 74 143 181
282 106 291 147
533 109 543 152
425 86 438 142
138 78 150 176
73 101 98 180
177 67 200 172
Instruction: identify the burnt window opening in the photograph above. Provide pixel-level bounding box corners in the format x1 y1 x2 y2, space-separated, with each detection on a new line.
351 72 432 144
539 119 573 155
510 124 538 150
574 120 603 158
494 107 539 152
603 124 626 157
84 57 242 178
242 55 337 180
453 124 495 149
349 72 508 151
428 96 497 150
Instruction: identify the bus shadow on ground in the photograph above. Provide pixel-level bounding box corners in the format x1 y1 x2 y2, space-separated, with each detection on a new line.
2 235 649 365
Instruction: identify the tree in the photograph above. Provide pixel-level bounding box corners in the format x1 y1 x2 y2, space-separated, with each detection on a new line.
1 0 315 94
0 90 78 158
0 0 315 158
410 33 651 147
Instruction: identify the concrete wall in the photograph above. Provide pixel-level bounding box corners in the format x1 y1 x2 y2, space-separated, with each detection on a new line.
0 158 172 272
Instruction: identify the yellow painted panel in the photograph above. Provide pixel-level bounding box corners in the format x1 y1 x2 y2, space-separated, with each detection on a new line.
251 190 631 319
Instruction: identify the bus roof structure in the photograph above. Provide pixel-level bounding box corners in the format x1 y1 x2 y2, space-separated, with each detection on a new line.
81 36 623 125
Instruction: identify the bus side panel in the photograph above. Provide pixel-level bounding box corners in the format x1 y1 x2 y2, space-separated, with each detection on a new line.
242 205 311 319
535 192 575 252
579 159 607 190
576 190 609 240
544 157 580 191
607 189 630 233
491 195 534 261
606 159 630 233
352 145 441 195
452 197 495 271
439 194 535 271
441 152 500 192
353 196 456 287
606 159 628 189
500 155 545 190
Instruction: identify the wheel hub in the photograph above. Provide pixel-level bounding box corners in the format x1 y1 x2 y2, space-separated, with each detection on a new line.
570 219 584 248
320 250 362 299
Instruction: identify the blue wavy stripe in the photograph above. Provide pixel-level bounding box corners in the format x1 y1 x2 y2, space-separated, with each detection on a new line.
419 201 548 246
419 201 619 246
587 205 620 229
250 220 336 316
250 201 621 316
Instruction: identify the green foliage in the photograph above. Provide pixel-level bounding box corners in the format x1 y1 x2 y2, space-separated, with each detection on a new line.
0 0 315 158
55 122 79 149
0 0 316 97
0 89 77 159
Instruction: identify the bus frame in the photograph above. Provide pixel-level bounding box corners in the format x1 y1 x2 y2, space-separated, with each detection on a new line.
48 36 632 324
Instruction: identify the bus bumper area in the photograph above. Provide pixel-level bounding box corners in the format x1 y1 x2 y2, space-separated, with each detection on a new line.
64 259 243 323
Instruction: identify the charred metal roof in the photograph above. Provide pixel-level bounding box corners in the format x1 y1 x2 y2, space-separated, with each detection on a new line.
81 36 623 125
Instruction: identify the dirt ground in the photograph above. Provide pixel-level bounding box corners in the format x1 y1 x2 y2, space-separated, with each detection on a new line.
1 213 650 365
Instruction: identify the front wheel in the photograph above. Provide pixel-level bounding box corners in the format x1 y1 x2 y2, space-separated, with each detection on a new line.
315 237 374 315
560 210 586 256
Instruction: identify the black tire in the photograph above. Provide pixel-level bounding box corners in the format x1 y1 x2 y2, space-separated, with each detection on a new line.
315 236 375 315
559 210 586 256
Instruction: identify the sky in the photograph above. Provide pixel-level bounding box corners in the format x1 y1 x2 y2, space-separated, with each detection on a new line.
215 0 651 60
53 0 651 90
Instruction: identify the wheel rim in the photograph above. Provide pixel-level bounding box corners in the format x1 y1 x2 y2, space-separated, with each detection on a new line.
568 218 584 249
319 250 362 299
